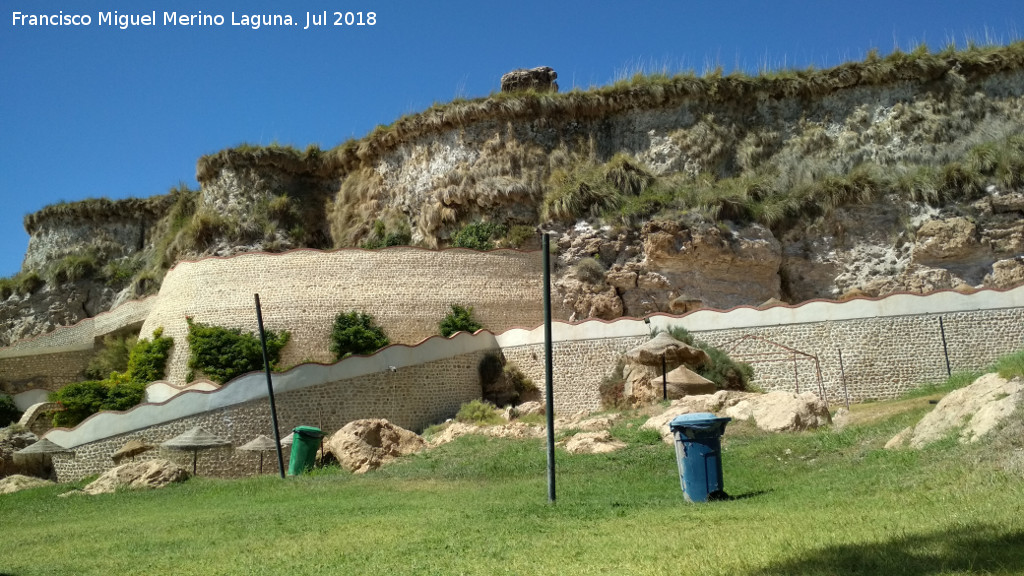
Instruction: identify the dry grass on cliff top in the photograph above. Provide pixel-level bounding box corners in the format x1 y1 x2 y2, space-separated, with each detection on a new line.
2 381 1023 576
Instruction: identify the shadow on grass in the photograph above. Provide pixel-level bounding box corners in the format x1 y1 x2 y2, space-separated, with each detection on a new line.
748 523 1024 576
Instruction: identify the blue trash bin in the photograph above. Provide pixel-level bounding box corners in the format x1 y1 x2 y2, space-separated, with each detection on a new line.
669 412 731 502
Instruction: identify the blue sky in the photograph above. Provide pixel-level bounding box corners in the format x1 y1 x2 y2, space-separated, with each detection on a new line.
1 0 1021 277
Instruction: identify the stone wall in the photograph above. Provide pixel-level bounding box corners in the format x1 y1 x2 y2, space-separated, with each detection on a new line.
0 349 95 400
141 248 554 385
52 349 487 482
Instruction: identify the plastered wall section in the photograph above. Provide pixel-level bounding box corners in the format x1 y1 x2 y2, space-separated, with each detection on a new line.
51 349 488 482
140 248 551 385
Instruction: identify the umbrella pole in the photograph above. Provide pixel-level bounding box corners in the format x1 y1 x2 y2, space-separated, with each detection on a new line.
192 450 198 475
259 452 264 474
662 353 667 401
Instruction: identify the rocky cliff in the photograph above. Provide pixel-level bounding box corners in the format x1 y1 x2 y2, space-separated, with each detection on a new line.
3 43 1024 346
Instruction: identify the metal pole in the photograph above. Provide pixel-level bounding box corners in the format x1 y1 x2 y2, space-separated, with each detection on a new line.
837 348 851 410
542 233 556 503
255 293 287 479
662 353 668 401
939 316 952 377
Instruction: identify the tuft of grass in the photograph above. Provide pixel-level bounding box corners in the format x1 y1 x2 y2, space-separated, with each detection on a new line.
454 399 502 425
994 349 1024 380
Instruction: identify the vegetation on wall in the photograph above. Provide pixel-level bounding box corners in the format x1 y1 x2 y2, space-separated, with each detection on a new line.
0 271 44 301
454 399 503 425
0 394 22 427
50 328 173 427
329 311 390 360
360 218 411 249
451 221 506 250
185 318 290 384
440 304 483 337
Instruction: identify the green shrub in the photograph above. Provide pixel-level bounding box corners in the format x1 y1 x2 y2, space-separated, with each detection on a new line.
84 334 137 380
0 394 22 427
573 257 605 284
440 304 482 337
598 361 627 409
330 311 390 360
125 327 174 383
51 328 173 427
604 154 653 196
186 318 290 384
51 380 108 428
361 219 412 249
502 225 537 249
455 399 502 425
451 221 507 250
542 166 621 221
504 363 537 396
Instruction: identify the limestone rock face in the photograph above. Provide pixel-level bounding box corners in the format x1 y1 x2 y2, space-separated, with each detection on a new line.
640 220 782 311
986 257 1024 289
500 67 558 93
325 419 427 474
0 474 55 494
887 373 1023 449
82 459 190 495
561 431 625 454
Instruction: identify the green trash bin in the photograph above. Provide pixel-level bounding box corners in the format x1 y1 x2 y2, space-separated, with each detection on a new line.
287 426 325 475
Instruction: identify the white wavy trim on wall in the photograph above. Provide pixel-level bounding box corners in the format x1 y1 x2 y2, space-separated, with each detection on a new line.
44 331 499 449
36 285 1024 449
494 286 1024 347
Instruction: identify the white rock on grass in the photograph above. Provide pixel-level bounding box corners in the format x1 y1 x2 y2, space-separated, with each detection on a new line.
0 474 54 495
887 373 1023 449
561 431 626 455
82 459 189 495
325 419 427 474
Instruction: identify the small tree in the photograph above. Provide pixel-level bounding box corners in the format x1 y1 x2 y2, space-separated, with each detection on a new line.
0 394 22 427
330 311 390 360
440 304 482 337
186 318 289 384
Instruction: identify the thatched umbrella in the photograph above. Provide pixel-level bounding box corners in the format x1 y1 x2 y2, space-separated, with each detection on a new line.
111 440 155 464
664 366 716 397
15 438 73 457
279 433 294 447
624 333 712 401
15 438 74 478
624 333 711 367
237 435 278 474
161 427 231 475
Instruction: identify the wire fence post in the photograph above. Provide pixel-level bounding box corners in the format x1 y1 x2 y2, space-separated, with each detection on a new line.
939 316 952 377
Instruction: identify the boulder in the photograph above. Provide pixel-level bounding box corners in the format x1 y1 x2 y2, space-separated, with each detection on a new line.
642 390 758 442
642 390 830 441
887 374 1023 449
0 474 54 494
325 419 427 474
430 421 544 446
562 431 626 454
516 401 545 417
724 391 832 433
500 66 558 93
82 459 190 495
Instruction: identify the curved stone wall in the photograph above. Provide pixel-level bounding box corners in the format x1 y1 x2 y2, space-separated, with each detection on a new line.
140 247 554 385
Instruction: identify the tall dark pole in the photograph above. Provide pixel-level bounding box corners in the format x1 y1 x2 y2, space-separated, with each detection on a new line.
542 233 556 503
939 316 952 377
255 294 287 479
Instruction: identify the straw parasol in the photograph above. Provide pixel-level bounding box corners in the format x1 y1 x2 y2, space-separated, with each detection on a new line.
664 366 717 397
111 439 155 464
237 435 279 474
279 433 294 447
15 438 73 457
624 332 711 367
161 427 231 475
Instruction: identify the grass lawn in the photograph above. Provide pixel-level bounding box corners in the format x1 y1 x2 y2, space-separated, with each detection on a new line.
1 394 1022 575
